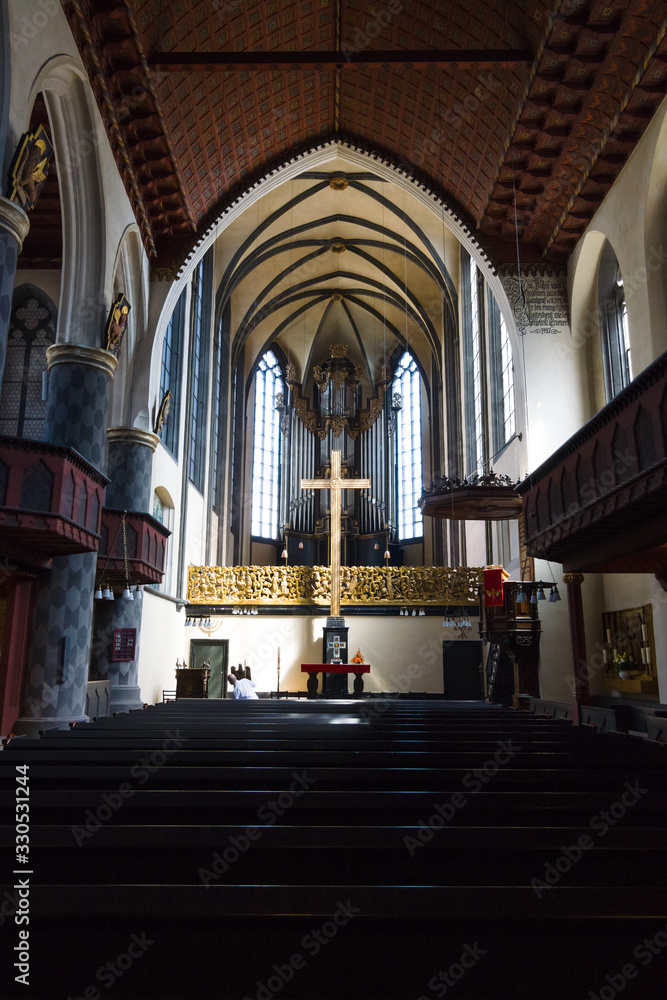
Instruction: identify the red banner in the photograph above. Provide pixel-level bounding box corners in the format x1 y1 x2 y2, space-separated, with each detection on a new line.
483 567 504 606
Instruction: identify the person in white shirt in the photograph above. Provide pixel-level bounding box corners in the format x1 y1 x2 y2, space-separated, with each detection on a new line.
228 672 258 699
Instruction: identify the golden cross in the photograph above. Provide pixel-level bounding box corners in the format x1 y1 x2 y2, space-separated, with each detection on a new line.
301 450 371 617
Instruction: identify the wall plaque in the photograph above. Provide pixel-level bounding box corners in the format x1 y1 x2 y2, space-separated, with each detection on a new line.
111 628 136 662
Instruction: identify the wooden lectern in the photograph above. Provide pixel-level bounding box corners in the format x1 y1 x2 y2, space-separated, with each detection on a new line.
175 667 210 699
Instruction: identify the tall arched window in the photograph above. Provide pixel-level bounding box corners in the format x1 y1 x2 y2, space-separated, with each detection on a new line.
488 291 516 451
188 254 212 491
394 351 423 541
159 289 186 458
599 243 632 400
251 350 284 539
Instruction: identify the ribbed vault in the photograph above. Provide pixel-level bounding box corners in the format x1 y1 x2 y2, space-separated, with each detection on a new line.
215 164 458 393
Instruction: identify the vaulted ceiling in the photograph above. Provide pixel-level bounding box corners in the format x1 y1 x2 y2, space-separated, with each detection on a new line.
61 0 667 274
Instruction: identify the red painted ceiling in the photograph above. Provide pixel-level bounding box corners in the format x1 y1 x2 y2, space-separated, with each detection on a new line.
60 0 667 273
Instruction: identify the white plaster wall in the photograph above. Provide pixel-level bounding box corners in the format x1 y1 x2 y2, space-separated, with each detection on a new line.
137 592 188 705
521 326 590 469
234 614 480 694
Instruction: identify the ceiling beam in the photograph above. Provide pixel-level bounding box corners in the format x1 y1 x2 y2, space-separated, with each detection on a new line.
149 48 534 72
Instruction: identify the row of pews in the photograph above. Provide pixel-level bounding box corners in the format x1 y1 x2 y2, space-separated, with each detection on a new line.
1 698 666 998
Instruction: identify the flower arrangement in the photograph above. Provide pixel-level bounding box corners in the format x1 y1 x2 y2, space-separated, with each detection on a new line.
350 649 364 664
611 652 637 675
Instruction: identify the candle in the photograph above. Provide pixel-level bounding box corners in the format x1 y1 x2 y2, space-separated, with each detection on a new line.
613 648 618 659
606 629 611 644
641 647 647 665
641 625 647 640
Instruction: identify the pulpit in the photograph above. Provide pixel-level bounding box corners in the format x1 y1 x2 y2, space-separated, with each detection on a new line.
175 667 210 699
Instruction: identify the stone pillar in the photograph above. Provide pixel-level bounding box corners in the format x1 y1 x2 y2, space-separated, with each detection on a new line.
0 196 30 391
16 345 117 734
563 571 590 725
89 427 159 712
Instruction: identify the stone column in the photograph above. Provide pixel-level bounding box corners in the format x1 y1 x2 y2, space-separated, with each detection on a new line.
89 427 159 712
0 196 30 391
16 345 117 735
563 571 590 725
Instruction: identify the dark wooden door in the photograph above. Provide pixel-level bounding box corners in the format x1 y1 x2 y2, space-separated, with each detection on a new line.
442 641 484 700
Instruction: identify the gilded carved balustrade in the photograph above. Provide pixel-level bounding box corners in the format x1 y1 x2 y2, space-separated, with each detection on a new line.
187 565 483 607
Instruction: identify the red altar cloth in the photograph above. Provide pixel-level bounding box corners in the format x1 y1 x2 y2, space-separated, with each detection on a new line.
301 663 370 674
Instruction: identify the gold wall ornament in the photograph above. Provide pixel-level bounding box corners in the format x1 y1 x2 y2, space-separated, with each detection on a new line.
293 394 318 434
327 415 347 438
154 389 172 434
104 293 131 356
187 564 484 607
329 176 349 191
312 365 328 389
6 125 54 211
288 355 391 439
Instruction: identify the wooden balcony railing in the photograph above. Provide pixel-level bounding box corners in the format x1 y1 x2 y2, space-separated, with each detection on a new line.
517 350 667 574
0 436 108 567
97 508 170 586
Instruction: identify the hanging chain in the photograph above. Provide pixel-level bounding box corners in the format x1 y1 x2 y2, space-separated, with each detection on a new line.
122 510 132 593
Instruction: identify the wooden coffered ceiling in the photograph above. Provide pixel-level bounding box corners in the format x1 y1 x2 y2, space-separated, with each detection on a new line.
61 0 667 273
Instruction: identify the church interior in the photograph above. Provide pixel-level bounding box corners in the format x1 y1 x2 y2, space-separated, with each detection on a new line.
1 1 667 997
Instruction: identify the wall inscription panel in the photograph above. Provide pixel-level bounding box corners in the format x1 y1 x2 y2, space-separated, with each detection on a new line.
499 264 569 336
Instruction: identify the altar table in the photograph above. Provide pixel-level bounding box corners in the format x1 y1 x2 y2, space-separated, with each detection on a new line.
301 662 371 697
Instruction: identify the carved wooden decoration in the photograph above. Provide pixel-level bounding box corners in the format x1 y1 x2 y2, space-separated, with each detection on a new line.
104 294 131 357
6 125 54 212
188 564 484 607
154 390 172 435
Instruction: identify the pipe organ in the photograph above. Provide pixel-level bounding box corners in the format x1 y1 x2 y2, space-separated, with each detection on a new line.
282 344 399 565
